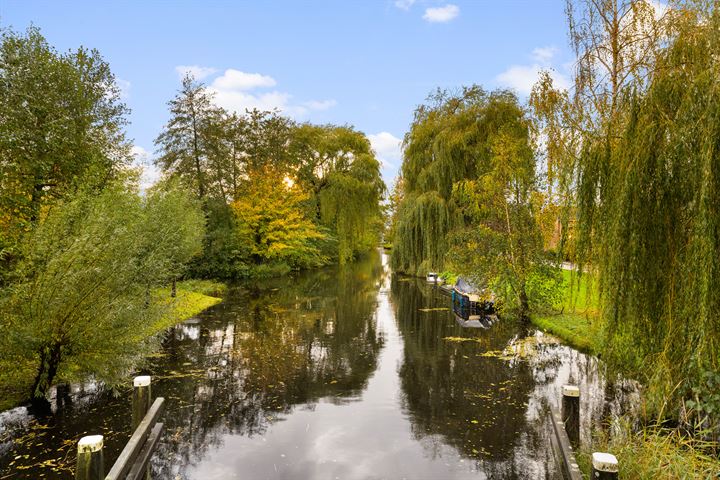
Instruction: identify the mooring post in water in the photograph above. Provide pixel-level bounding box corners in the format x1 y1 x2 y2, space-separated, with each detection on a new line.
133 375 153 479
591 452 618 479
132 375 152 429
75 435 104 480
562 384 580 446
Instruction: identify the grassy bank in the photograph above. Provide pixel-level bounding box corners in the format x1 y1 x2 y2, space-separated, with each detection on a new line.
0 280 225 411
151 280 224 333
532 272 720 478
577 423 720 479
530 269 602 353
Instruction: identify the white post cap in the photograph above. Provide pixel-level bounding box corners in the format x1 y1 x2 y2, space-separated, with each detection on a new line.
562 385 580 397
133 375 151 387
592 452 618 472
78 435 104 453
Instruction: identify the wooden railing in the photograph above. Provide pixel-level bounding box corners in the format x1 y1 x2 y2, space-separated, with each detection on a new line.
74 376 165 480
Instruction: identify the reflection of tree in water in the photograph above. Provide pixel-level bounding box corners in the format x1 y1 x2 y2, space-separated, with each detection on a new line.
150 253 385 479
391 276 548 479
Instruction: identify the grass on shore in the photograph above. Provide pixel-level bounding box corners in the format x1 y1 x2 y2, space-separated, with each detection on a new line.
0 280 225 411
577 421 720 479
530 269 602 353
533 271 720 479
152 282 223 332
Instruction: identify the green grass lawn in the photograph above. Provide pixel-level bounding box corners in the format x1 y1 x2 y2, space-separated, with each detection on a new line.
531 269 602 353
152 283 223 332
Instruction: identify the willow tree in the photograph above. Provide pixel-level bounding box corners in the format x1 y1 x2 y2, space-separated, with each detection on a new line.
527 1 670 262
0 182 204 403
577 6 720 416
291 124 385 263
392 87 534 275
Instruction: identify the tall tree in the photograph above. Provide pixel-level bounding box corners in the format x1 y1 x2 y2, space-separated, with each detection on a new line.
155 75 224 200
393 87 527 275
291 124 385 263
0 27 130 269
243 109 295 172
450 123 559 318
529 1 670 261
575 4 720 416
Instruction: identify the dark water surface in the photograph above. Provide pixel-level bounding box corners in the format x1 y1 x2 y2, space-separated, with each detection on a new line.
0 252 637 479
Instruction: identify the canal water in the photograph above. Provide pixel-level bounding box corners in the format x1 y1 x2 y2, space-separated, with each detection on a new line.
0 251 637 479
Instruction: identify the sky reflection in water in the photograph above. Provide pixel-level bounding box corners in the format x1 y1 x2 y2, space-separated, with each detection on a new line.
0 251 638 479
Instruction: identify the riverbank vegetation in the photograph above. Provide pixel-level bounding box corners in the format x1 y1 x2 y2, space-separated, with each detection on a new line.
533 0 720 440
530 270 600 353
390 88 561 318
389 0 720 475
156 77 385 279
0 26 384 408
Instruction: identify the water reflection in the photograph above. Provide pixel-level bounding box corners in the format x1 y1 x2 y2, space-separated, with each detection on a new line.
0 251 638 479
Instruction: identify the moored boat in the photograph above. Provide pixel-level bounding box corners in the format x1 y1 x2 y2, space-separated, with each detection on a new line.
451 277 495 320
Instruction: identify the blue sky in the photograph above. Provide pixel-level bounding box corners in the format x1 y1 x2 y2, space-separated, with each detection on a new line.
1 0 573 187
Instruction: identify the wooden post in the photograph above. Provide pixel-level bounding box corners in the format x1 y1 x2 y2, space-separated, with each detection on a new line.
591 452 618 479
132 376 152 430
132 376 152 480
562 384 580 446
75 435 104 480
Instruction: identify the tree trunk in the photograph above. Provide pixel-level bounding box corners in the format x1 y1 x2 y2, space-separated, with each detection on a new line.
30 342 62 404
171 277 177 298
518 283 530 320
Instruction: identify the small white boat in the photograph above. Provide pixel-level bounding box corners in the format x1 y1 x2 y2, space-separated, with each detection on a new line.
426 272 439 283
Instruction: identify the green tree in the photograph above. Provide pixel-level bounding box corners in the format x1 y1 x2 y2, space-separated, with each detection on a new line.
384 175 405 246
450 127 559 318
393 87 526 275
243 109 295 172
394 87 558 316
0 182 204 402
291 124 385 263
144 179 206 296
155 75 224 200
575 5 720 416
0 27 130 272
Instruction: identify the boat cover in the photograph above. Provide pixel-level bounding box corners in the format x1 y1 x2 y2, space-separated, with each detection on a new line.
454 277 480 296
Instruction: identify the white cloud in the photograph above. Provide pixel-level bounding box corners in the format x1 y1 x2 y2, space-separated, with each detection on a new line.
648 0 668 20
531 46 558 64
211 69 276 90
496 46 570 95
210 89 292 114
131 145 162 192
368 132 403 169
395 0 416 10
175 65 218 81
117 79 131 99
194 67 335 119
423 4 459 23
302 99 337 111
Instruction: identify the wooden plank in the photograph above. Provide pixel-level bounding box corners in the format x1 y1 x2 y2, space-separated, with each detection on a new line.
548 421 564 478
105 397 164 480
125 423 164 480
550 406 583 480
